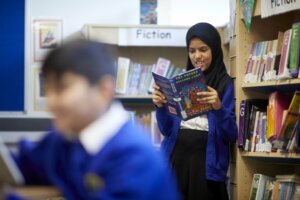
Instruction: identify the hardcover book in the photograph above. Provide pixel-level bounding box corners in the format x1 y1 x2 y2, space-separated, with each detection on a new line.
148 57 171 93
152 67 212 120
115 57 131 94
278 29 292 79
289 22 300 78
277 91 300 149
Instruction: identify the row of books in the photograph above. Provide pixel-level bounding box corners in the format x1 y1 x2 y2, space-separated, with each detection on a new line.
244 22 300 83
115 57 185 95
249 173 300 200
127 111 163 147
238 91 300 152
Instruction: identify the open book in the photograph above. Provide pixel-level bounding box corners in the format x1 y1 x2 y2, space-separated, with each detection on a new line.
0 137 24 186
152 67 212 120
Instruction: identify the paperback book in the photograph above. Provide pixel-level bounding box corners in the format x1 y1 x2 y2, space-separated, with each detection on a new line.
152 67 212 120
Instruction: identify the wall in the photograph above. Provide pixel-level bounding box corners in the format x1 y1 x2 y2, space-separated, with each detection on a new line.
0 0 229 144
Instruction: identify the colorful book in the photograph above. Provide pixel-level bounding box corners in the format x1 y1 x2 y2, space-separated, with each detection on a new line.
278 29 292 79
266 92 292 141
148 57 171 93
115 57 131 94
273 32 284 75
249 174 269 200
289 22 300 78
152 67 212 120
277 91 300 149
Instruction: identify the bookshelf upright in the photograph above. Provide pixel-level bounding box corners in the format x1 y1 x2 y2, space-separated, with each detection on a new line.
232 0 300 199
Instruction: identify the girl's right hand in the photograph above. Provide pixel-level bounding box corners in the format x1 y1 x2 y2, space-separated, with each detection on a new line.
152 83 167 108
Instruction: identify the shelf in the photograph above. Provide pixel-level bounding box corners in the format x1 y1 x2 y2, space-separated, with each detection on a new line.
242 79 300 92
241 151 300 164
115 95 153 104
81 24 189 47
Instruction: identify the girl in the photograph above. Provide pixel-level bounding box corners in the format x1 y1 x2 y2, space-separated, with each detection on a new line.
152 22 237 200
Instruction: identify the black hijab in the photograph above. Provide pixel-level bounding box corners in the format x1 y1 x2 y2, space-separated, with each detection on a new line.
186 22 232 98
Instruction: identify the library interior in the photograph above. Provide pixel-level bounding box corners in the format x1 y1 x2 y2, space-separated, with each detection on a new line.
0 0 300 199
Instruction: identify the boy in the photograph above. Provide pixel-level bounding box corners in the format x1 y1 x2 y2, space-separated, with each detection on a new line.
5 40 180 200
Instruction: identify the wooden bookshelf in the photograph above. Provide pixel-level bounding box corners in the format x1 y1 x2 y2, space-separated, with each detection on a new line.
232 0 300 199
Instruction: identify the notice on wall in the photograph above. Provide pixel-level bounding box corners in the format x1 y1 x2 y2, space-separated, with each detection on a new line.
261 0 300 18
118 28 187 46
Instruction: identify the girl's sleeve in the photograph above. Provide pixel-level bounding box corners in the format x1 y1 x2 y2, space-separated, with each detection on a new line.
212 82 238 143
155 105 176 137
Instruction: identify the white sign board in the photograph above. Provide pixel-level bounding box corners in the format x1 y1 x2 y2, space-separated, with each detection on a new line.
118 28 187 47
261 0 300 18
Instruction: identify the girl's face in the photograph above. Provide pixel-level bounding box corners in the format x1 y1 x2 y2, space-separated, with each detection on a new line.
188 38 212 72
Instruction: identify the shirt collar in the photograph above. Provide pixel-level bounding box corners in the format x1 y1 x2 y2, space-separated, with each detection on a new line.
79 102 129 155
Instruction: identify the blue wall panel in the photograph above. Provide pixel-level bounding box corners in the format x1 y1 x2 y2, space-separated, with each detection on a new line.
0 0 25 111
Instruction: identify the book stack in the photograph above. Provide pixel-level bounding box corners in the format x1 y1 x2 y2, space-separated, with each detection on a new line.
249 173 300 200
115 57 185 96
126 110 163 147
244 22 300 83
238 91 300 152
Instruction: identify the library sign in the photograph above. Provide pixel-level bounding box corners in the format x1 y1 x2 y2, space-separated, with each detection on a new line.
118 28 187 46
261 0 300 18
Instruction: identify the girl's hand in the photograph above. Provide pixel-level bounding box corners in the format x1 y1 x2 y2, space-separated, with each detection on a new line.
152 84 167 108
197 86 222 110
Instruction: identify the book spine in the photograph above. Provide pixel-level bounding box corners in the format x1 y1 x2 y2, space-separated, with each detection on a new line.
289 23 300 78
278 29 292 78
238 100 246 149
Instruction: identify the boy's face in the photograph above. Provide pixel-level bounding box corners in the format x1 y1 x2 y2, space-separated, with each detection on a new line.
45 72 114 139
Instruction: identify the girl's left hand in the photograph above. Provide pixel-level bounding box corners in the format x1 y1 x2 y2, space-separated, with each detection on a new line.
197 86 222 110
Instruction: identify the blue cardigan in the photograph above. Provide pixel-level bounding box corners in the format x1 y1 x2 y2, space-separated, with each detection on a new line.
156 82 237 182
8 121 180 200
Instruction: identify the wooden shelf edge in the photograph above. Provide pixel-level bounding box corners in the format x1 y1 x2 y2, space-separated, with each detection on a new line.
241 151 300 159
242 79 300 88
115 95 152 99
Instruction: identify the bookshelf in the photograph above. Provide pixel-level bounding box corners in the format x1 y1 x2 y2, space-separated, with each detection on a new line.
232 0 300 199
81 23 230 146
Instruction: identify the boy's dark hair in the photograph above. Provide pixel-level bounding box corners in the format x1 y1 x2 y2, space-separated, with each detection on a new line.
42 39 116 84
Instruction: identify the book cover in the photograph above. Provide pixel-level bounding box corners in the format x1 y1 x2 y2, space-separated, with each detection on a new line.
245 42 257 75
249 174 260 200
148 57 171 93
278 29 292 79
249 174 269 200
152 67 212 120
277 91 300 149
258 41 269 82
250 110 260 152
115 57 131 94
256 174 268 200
289 22 300 78
266 92 292 141
273 32 284 75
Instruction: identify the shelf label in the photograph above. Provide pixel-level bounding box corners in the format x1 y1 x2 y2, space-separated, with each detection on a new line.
261 0 300 18
118 28 187 46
